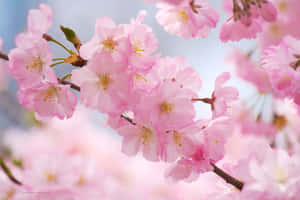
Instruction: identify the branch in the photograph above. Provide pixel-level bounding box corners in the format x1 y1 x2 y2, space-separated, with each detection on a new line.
59 79 80 91
210 162 244 190
120 114 136 125
0 51 9 61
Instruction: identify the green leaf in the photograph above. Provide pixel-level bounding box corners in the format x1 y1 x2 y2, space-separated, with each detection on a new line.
60 26 82 51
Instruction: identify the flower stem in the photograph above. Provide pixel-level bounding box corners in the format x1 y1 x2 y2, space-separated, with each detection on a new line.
52 58 65 61
43 34 74 55
0 156 22 185
50 61 65 67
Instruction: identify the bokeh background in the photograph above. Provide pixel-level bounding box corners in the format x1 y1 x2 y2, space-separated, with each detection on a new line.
0 0 256 130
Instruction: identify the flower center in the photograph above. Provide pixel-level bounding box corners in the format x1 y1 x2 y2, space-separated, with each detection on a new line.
26 57 44 72
132 38 144 56
177 9 189 23
3 189 15 200
46 172 56 182
97 74 112 90
273 115 287 131
102 37 118 51
140 126 153 145
77 175 85 186
41 86 60 103
160 101 173 113
277 1 288 12
274 166 287 183
269 23 281 36
173 131 182 147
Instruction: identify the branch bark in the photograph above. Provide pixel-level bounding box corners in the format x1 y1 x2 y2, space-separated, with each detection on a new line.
210 162 244 190
0 51 9 61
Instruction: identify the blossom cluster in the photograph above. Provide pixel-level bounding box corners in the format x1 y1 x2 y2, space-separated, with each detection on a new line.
4 3 241 181
6 4 77 121
1 0 300 198
1 107 300 199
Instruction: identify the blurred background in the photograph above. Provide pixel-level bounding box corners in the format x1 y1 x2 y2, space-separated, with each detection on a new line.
0 0 255 130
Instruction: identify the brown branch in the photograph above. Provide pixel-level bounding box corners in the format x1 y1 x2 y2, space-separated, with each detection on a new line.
59 79 80 91
210 162 244 190
0 51 9 61
120 114 136 125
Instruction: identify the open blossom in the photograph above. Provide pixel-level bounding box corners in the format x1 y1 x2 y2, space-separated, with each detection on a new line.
135 81 197 131
7 36 56 89
17 81 77 121
72 52 130 116
165 145 212 182
258 0 300 48
27 3 53 37
118 121 160 161
161 121 203 162
227 48 272 93
146 56 202 93
79 16 130 61
203 117 234 163
261 36 300 98
211 72 239 118
123 11 160 73
156 0 219 39
220 0 277 42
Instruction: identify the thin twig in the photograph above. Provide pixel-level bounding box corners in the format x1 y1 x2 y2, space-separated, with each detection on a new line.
59 79 80 91
210 162 244 190
0 51 9 61
121 114 136 125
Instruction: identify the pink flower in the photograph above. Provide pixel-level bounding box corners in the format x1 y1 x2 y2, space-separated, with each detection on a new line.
118 121 160 161
258 0 300 48
161 121 202 162
123 11 160 73
220 19 262 42
211 72 239 118
135 81 197 131
79 16 130 61
261 36 300 98
165 149 212 182
220 0 277 42
7 35 56 89
203 117 234 163
156 0 219 39
146 56 202 93
258 1 277 22
27 4 53 37
72 52 130 115
18 81 77 121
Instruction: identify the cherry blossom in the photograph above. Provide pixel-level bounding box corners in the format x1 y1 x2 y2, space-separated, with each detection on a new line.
7 36 56 89
17 81 77 121
79 16 130 61
156 0 219 39
72 52 130 115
